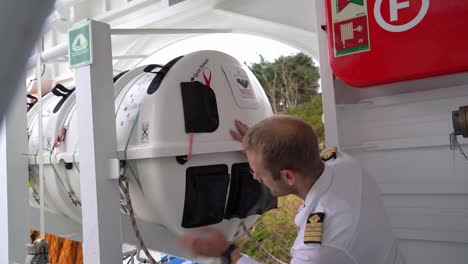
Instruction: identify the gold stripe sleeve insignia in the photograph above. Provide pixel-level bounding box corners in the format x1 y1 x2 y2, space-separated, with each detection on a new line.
320 147 337 162
304 212 325 244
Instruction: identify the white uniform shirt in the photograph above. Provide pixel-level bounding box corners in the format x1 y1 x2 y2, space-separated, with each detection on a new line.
237 152 405 264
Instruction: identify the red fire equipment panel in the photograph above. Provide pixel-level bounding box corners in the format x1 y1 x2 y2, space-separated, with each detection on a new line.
325 0 468 88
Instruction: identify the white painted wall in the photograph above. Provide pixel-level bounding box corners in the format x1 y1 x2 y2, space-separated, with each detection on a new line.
334 79 468 264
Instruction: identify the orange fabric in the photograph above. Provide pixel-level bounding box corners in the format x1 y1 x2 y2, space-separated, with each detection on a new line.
30 230 83 264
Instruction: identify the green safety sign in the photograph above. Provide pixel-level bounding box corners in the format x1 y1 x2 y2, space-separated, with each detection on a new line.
331 0 370 57
68 22 93 69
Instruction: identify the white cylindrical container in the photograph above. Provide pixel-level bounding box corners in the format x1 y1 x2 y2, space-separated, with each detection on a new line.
115 50 275 238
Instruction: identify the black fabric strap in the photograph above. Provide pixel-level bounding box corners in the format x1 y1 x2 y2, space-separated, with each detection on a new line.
51 84 75 113
51 83 73 96
143 64 164 73
27 94 37 99
144 56 184 95
113 70 129 83
26 94 38 112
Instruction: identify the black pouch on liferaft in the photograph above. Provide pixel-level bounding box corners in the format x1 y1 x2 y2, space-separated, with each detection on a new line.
180 81 219 133
224 163 277 219
181 164 229 228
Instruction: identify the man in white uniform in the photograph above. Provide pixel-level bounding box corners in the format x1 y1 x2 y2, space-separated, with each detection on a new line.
181 116 405 264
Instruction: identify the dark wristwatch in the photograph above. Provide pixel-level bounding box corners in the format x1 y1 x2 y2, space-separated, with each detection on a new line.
221 243 237 264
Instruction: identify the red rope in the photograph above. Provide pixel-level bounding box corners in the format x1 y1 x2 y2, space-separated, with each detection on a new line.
52 127 67 150
119 175 162 264
202 68 212 88
183 133 194 161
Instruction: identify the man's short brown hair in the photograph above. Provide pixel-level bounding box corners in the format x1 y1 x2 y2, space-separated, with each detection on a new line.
243 115 322 180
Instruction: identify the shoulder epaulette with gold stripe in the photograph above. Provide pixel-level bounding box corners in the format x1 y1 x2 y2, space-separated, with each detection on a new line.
320 147 337 162
304 212 325 244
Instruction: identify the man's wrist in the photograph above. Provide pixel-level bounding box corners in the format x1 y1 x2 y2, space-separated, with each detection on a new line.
230 249 242 264
221 243 239 264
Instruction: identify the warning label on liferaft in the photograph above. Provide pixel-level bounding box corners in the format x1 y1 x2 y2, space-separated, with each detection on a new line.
331 0 370 57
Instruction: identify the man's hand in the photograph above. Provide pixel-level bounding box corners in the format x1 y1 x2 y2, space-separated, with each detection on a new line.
230 120 250 143
180 227 231 257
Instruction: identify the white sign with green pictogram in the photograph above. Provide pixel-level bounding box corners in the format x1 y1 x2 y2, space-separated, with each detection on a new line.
68 22 93 69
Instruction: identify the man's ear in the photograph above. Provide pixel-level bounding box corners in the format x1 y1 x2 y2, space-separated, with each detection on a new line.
281 169 296 185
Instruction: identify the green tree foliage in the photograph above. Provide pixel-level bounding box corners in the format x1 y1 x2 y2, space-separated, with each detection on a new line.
234 195 303 263
282 96 324 143
249 53 320 113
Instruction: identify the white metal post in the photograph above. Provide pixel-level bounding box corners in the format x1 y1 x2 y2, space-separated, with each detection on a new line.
74 20 122 264
315 0 340 148
0 76 29 263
